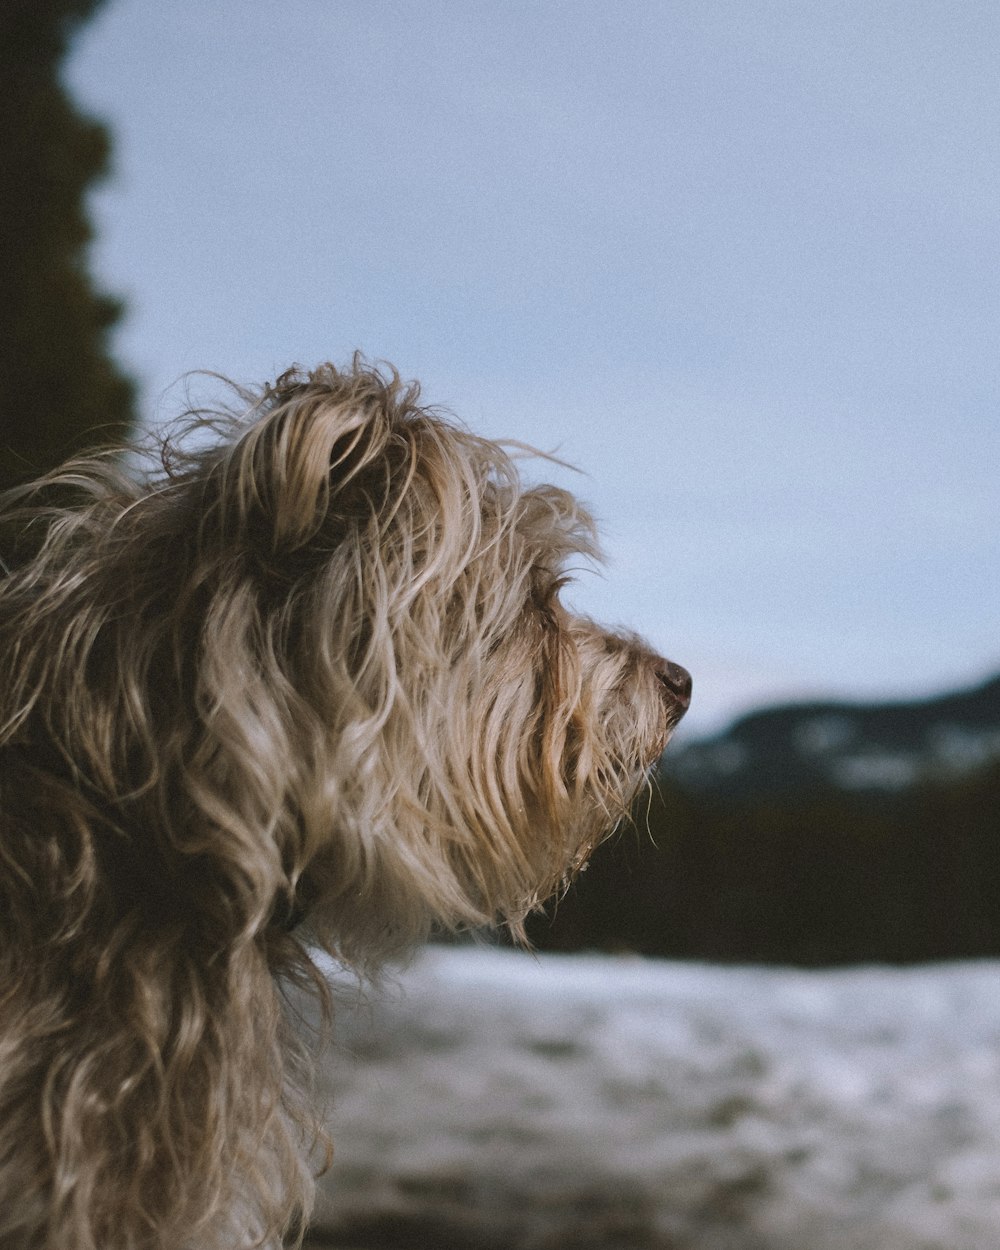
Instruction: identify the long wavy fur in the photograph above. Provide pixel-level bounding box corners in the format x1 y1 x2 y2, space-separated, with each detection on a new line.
0 358 688 1248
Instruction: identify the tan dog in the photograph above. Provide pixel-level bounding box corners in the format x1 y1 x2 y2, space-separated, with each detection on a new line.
0 359 690 1249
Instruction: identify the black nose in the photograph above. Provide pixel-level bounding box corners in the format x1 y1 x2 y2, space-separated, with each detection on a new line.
656 660 692 712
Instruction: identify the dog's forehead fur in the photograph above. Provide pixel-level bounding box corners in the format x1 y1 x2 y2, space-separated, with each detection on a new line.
198 365 600 594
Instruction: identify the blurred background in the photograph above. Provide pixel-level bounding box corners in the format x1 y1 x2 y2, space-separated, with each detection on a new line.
2 0 998 966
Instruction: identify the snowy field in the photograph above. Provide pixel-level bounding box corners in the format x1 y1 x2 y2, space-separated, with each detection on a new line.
304 948 1000 1250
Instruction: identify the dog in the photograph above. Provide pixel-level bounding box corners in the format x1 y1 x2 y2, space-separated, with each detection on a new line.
0 358 690 1249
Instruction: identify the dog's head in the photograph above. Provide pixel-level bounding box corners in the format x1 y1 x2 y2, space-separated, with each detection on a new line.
0 359 690 1248
1 359 689 965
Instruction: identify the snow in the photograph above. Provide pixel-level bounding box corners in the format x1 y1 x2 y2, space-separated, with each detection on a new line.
928 726 1000 776
307 948 1000 1249
831 752 923 792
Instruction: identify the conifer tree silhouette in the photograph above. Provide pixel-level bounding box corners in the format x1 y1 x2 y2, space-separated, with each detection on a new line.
0 0 135 491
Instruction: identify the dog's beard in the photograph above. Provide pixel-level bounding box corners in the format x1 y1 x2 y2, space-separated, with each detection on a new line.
291 608 679 969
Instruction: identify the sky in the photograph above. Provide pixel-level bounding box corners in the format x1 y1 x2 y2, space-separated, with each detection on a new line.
65 0 999 733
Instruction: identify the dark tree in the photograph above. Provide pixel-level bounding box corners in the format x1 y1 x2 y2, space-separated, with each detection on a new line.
0 0 135 492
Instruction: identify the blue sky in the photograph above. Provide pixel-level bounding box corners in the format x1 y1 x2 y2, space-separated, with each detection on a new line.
67 0 999 733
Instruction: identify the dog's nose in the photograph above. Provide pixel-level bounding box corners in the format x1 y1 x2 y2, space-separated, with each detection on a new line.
655 660 692 714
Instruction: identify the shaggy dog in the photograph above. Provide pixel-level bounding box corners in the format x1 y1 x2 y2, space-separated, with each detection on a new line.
0 359 690 1249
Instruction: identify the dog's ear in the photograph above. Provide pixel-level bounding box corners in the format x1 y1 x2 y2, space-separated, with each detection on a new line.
217 365 416 553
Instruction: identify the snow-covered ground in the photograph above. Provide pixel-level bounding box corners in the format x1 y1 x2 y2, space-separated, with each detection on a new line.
307 948 1000 1249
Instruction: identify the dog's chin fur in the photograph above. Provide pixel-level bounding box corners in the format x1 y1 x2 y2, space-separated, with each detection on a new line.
0 358 688 1249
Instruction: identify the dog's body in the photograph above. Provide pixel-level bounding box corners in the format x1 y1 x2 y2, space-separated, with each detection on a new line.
0 360 689 1249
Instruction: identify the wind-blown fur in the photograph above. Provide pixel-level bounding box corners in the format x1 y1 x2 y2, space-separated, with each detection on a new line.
0 358 690 1249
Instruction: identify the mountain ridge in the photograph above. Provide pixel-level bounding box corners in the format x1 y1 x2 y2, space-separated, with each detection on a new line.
664 671 1000 800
